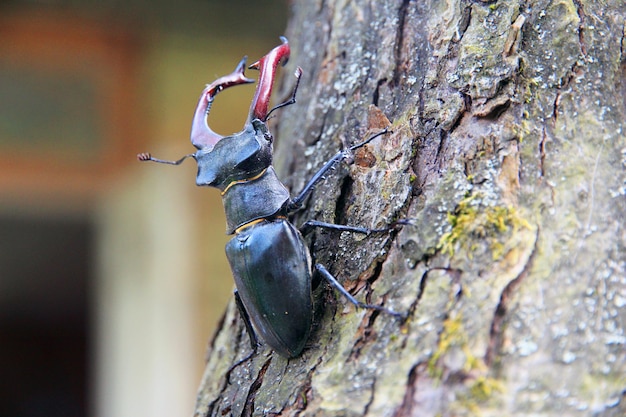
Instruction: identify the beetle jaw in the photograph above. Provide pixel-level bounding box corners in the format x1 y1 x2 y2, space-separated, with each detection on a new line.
248 37 290 122
191 57 254 151
191 38 290 150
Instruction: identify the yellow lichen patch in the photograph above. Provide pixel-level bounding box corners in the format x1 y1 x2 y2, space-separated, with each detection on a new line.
437 193 531 259
455 375 506 414
468 376 504 402
428 314 486 378
428 314 465 378
428 314 506 411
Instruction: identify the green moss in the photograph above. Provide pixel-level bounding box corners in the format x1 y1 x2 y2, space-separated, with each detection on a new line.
427 314 505 412
428 313 506 412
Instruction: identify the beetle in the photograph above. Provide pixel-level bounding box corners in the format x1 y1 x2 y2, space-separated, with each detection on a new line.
138 37 402 358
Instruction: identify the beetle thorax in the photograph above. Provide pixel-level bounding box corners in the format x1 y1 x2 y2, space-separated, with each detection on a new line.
194 121 290 234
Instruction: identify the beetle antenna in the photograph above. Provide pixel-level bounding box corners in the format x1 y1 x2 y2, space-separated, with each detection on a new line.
348 127 391 151
137 152 195 165
265 66 303 120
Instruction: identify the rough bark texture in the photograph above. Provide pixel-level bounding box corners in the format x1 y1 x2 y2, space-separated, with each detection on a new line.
194 1 626 416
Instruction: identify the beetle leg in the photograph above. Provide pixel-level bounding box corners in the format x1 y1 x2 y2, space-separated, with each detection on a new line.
221 291 261 379
300 219 415 235
288 129 392 211
234 290 260 351
287 150 345 211
315 264 404 319
300 219 409 235
346 127 391 152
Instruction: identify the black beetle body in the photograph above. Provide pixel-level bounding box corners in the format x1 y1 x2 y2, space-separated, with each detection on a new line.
227 219 312 357
195 115 312 357
139 37 400 358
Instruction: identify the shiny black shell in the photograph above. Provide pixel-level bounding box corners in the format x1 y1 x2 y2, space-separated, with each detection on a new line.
225 219 313 357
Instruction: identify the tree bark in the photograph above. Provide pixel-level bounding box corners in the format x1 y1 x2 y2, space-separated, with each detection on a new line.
194 1 626 416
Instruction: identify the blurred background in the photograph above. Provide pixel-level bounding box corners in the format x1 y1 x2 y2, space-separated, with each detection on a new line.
0 1 288 416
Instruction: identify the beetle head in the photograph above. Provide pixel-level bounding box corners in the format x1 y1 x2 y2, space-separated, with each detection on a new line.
194 119 274 188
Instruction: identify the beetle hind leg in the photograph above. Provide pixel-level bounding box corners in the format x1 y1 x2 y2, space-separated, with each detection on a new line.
234 290 260 351
314 263 404 319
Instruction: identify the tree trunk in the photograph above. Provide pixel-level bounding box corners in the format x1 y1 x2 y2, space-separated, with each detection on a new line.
193 1 626 416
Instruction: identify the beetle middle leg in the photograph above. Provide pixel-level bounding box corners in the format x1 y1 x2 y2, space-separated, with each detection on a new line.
300 219 412 235
225 291 260 378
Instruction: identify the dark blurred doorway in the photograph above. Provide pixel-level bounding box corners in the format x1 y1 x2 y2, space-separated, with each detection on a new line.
0 214 92 417
0 2 288 416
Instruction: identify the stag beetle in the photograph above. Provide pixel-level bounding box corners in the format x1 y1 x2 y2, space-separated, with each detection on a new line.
138 37 402 358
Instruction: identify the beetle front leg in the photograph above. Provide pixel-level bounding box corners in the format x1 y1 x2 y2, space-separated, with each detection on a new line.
137 152 195 165
288 129 391 211
315 264 404 319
